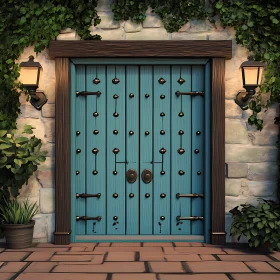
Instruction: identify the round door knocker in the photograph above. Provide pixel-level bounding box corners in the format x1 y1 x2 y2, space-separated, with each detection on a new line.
126 169 137 184
141 169 153 184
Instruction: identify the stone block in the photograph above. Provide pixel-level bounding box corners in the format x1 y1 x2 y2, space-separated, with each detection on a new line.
90 28 124 40
248 124 278 146
42 78 56 103
19 104 41 119
36 169 55 188
19 92 29 105
40 188 55 214
96 0 114 12
33 214 48 239
178 22 191 32
124 20 142 33
171 32 207 40
225 119 249 144
208 31 232 40
225 100 243 118
143 15 163 28
225 196 247 213
56 32 80 40
98 13 120 29
46 213 55 242
16 118 45 140
18 176 41 198
248 163 278 181
42 118 55 143
42 104 55 118
227 163 248 178
42 142 54 158
126 28 169 40
245 181 278 197
225 145 278 163
189 19 213 32
225 179 241 196
60 28 74 33
38 157 55 171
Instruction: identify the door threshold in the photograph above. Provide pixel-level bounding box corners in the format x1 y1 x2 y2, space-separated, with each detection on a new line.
75 235 204 242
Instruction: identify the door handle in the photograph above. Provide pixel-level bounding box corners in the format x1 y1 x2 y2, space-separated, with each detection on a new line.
141 169 152 184
175 91 204 97
76 91 102 97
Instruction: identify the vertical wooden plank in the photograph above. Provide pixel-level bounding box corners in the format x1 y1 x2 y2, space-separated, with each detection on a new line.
140 66 153 234
191 65 205 235
55 58 71 245
125 65 139 234
75 65 86 235
204 61 211 243
153 65 171 235
171 65 192 235
211 58 226 245
106 65 126 234
86 65 106 234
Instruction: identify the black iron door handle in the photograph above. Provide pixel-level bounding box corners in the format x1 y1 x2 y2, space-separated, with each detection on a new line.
141 169 153 184
175 91 204 97
76 216 102 221
76 91 102 97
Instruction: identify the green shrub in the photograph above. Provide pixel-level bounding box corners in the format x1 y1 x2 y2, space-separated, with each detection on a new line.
230 199 280 251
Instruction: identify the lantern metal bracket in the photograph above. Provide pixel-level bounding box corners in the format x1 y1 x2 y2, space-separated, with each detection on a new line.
29 90 48 110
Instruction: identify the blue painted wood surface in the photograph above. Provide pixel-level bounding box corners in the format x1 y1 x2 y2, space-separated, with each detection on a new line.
71 60 211 241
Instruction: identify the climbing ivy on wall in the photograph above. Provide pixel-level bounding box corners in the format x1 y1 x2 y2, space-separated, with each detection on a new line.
1 1 280 197
0 0 101 129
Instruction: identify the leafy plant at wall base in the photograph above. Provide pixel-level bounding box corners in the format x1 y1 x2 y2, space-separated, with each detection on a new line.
0 125 47 198
0 198 39 225
230 199 280 251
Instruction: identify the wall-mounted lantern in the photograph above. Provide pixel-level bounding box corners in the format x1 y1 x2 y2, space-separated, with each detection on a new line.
235 57 265 110
19 55 48 110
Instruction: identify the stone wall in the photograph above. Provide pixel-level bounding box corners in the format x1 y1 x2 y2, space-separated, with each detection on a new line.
8 0 278 243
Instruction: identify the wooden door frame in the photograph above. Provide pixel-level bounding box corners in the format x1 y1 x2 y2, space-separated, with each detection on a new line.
49 40 231 245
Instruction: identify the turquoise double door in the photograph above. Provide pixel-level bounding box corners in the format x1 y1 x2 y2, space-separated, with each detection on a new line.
71 59 211 242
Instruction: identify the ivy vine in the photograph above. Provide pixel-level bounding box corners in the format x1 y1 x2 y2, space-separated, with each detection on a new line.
0 1 280 199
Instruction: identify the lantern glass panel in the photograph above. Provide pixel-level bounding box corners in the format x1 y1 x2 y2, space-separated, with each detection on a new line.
243 67 259 86
19 67 39 86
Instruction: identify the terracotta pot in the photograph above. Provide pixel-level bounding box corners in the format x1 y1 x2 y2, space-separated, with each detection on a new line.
2 220 35 249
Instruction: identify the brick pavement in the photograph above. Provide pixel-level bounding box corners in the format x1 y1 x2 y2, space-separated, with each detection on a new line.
0 242 279 279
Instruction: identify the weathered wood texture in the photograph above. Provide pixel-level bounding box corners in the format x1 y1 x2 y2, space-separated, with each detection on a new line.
54 58 71 245
48 40 232 59
211 58 226 245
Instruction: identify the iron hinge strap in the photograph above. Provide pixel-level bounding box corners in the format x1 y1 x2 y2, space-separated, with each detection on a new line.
175 91 204 97
176 193 204 198
176 216 204 221
53 230 72 235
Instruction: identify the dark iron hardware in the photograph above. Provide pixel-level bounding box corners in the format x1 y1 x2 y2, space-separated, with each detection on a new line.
178 170 185 176
76 216 102 221
176 193 204 198
159 148 166 154
197 171 201 175
177 148 185 155
196 131 201 135
113 171 118 175
113 193 118 198
160 171 165 175
113 216 118 220
178 78 185 85
178 112 184 117
93 130 99 135
76 149 81 154
112 78 120 84
194 149 199 154
93 78 100 84
113 130 118 135
160 95 165 99
126 169 137 184
76 171 80 175
76 91 101 97
160 216 165 220
158 77 166 84
142 169 152 184
179 130 184 135
113 112 119 117
76 193 101 199
145 131 150 136
145 193 150 198
175 91 204 97
160 130 165 135
176 216 204 221
92 148 99 154
129 193 134 198
129 93 134 98
145 94 150 98
92 170 98 175
76 131 80 136
113 94 119 99
129 131 134 135
160 193 166 198
160 112 165 117
113 148 120 154
93 112 99 117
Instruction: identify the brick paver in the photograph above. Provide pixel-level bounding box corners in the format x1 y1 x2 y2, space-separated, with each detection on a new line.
230 274 280 280
149 261 185 273
0 262 28 272
0 273 17 280
186 260 251 272
16 273 108 280
0 242 279 279
158 275 230 280
245 261 279 272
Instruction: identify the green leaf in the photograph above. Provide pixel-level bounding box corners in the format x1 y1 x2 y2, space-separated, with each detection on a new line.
0 143 12 149
242 25 248 30
254 239 260 247
0 156 7 164
15 137 29 144
216 2 223 9
251 228 258 236
253 217 261 223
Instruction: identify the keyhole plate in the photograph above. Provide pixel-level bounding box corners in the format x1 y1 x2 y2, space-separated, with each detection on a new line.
141 169 153 184
126 169 137 184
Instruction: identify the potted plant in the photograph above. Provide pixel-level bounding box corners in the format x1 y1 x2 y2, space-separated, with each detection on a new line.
0 198 39 248
0 124 47 245
229 199 280 252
